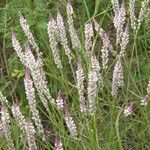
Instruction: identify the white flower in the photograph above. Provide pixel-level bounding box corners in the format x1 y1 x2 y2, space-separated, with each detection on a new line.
141 95 148 106
88 69 98 115
111 57 124 97
124 103 133 117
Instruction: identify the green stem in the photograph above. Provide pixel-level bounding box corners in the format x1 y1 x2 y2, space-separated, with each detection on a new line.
116 110 124 150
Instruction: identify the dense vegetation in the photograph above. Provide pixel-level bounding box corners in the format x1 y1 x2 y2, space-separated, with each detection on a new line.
0 0 150 149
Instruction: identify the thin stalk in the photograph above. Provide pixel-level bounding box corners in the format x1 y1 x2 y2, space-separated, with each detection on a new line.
116 110 124 150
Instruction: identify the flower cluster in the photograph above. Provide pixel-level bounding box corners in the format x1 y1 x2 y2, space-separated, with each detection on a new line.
94 20 115 67
120 21 130 57
11 101 37 149
19 12 39 53
91 54 103 89
76 61 86 113
141 95 148 106
11 101 27 134
26 121 37 150
55 132 63 150
129 0 149 31
111 0 119 12
88 69 98 115
129 0 137 30
64 102 77 138
111 57 124 97
25 44 52 112
124 103 134 117
1 104 15 150
57 10 72 63
67 2 81 51
115 0 126 46
48 18 62 69
24 68 45 141
12 33 26 64
137 0 150 31
84 23 93 53
56 90 64 111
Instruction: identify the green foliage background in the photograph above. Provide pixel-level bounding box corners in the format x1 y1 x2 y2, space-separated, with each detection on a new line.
0 0 150 149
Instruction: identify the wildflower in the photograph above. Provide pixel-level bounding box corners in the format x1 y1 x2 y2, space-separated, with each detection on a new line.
19 12 39 54
124 103 134 117
1 104 15 150
64 102 77 138
26 121 37 150
111 57 124 97
113 10 119 29
111 0 119 13
84 23 93 53
12 33 26 64
36 55 54 103
88 69 98 115
57 10 72 63
24 67 46 141
120 20 130 57
55 132 63 150
25 43 53 112
141 95 148 106
116 0 126 46
76 61 86 113
56 90 64 110
94 20 115 59
147 81 150 95
91 54 103 89
48 18 62 69
129 0 137 30
137 0 150 31
11 101 27 134
67 2 81 51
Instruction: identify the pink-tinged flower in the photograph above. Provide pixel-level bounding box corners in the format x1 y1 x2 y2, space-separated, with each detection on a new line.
19 12 39 54
11 100 27 134
67 2 81 51
116 0 126 46
120 20 130 57
25 43 54 112
124 102 134 117
111 0 119 13
76 61 86 113
141 95 148 106
113 10 119 29
129 0 137 30
24 67 46 141
94 21 114 57
55 132 63 150
94 20 115 67
1 104 15 150
56 90 64 110
84 23 93 53
91 54 103 89
111 57 124 97
12 33 26 65
64 102 77 138
48 18 62 69
88 69 98 115
57 10 72 63
26 121 37 150
137 0 150 31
